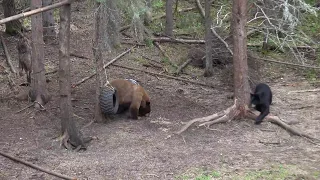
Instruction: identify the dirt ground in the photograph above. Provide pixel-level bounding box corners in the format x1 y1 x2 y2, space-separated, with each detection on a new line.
0 2 320 180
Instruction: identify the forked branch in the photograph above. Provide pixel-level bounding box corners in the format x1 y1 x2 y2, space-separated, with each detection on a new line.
175 100 238 135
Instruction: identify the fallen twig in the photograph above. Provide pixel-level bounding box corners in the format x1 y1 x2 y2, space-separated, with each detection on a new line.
1 35 17 74
259 140 281 145
0 151 77 180
70 52 90 59
153 42 178 69
111 64 216 88
72 45 136 88
15 103 34 113
45 69 58 75
120 41 146 46
288 88 320 94
174 58 193 75
120 25 130 32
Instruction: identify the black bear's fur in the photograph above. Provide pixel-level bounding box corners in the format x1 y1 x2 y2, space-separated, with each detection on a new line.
250 83 272 124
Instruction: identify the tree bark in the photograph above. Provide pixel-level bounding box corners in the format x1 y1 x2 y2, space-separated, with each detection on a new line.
204 0 213 77
42 0 56 41
93 2 107 123
3 0 23 35
232 0 250 115
30 0 51 108
59 3 84 148
165 0 174 36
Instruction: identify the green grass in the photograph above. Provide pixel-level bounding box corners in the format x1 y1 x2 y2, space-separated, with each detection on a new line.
175 165 320 180
152 0 165 11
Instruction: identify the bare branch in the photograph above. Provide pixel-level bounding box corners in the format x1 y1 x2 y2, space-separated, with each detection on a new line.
0 151 77 180
72 45 136 88
246 110 319 142
111 64 217 88
1 35 17 74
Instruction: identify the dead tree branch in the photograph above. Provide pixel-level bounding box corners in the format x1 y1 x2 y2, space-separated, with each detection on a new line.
1 35 17 74
195 0 233 56
175 100 238 135
210 27 233 55
70 52 90 59
246 110 319 142
15 103 34 113
72 45 136 88
253 56 320 70
151 37 205 44
195 0 205 17
153 42 178 69
0 151 77 180
0 0 71 25
45 69 58 75
111 64 216 88
175 58 193 75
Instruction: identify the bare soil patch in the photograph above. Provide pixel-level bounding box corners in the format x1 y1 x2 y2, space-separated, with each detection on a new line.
0 2 319 180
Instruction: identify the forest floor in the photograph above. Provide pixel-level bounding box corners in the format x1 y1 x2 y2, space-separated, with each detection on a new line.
0 1 320 180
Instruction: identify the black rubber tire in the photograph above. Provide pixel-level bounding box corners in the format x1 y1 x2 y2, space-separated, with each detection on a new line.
99 87 119 115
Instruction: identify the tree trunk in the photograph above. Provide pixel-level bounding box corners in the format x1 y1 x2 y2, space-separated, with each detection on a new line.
165 0 174 36
144 0 152 26
93 2 107 123
30 0 51 108
204 0 213 77
232 0 250 115
3 0 23 35
59 3 84 148
42 0 56 41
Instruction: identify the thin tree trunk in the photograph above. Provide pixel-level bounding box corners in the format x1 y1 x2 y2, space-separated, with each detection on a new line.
3 0 23 35
42 0 56 41
204 0 213 77
165 0 174 36
232 0 250 115
59 3 84 148
93 2 107 123
30 0 51 108
144 0 152 26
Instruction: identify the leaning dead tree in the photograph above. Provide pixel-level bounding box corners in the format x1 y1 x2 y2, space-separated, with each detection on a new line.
175 0 319 143
30 0 51 108
59 2 84 149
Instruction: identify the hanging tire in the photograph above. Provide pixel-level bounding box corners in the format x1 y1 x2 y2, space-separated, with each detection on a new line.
99 87 119 115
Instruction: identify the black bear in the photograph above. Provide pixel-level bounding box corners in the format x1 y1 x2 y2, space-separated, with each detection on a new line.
250 83 272 124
